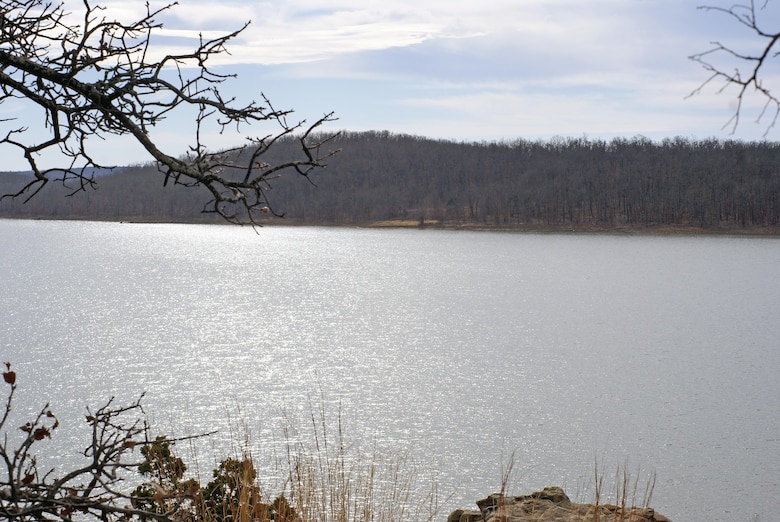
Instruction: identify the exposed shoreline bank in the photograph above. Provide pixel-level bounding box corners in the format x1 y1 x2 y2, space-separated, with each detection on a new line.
451 488 671 522
363 219 780 236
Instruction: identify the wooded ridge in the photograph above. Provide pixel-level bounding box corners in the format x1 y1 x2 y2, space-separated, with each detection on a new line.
2 131 779 232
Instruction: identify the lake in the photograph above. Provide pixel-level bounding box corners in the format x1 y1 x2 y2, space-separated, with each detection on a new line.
1 219 778 521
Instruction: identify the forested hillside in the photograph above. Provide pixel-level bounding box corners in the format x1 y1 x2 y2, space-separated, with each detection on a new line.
2 131 779 230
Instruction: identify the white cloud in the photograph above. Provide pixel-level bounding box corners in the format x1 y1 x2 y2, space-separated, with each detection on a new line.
87 0 644 65
4 0 775 171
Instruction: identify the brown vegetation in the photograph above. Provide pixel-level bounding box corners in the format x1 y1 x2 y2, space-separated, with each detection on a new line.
0 363 438 522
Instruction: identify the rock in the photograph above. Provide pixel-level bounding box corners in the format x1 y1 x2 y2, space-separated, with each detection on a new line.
447 508 482 522
446 508 464 522
449 488 671 522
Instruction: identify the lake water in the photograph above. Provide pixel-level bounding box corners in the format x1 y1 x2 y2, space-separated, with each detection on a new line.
1 219 778 521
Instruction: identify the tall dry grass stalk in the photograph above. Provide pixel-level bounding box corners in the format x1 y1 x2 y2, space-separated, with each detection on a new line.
492 449 518 522
588 458 656 522
281 401 440 522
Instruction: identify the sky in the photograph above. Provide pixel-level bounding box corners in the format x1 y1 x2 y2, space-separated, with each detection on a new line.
3 0 780 169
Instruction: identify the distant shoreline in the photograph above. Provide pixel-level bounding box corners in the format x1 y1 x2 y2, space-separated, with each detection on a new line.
362 219 780 236
4 215 780 236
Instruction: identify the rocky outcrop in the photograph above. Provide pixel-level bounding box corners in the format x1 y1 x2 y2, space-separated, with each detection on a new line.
448 487 671 522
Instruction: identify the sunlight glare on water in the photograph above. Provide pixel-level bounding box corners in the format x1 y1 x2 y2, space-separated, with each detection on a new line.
1 219 779 521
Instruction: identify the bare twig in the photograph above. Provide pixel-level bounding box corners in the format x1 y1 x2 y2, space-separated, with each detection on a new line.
688 0 780 136
0 363 210 521
0 0 338 224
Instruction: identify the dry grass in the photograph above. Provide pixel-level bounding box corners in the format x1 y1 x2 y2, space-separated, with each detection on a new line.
281 401 440 522
181 401 441 522
174 409 656 522
483 454 658 522
588 459 656 522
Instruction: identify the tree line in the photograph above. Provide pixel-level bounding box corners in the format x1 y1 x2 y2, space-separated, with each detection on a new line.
2 131 779 229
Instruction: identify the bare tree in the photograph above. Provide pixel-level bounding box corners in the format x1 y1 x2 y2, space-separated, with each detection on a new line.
689 0 780 136
0 0 338 223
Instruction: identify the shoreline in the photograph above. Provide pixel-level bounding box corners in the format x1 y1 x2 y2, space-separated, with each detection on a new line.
3 215 780 236
365 220 780 236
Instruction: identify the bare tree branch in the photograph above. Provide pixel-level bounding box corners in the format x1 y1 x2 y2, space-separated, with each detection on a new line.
0 0 338 224
688 0 780 136
0 363 214 521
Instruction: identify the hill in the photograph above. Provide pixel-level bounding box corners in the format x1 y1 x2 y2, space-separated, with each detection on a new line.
2 132 779 232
